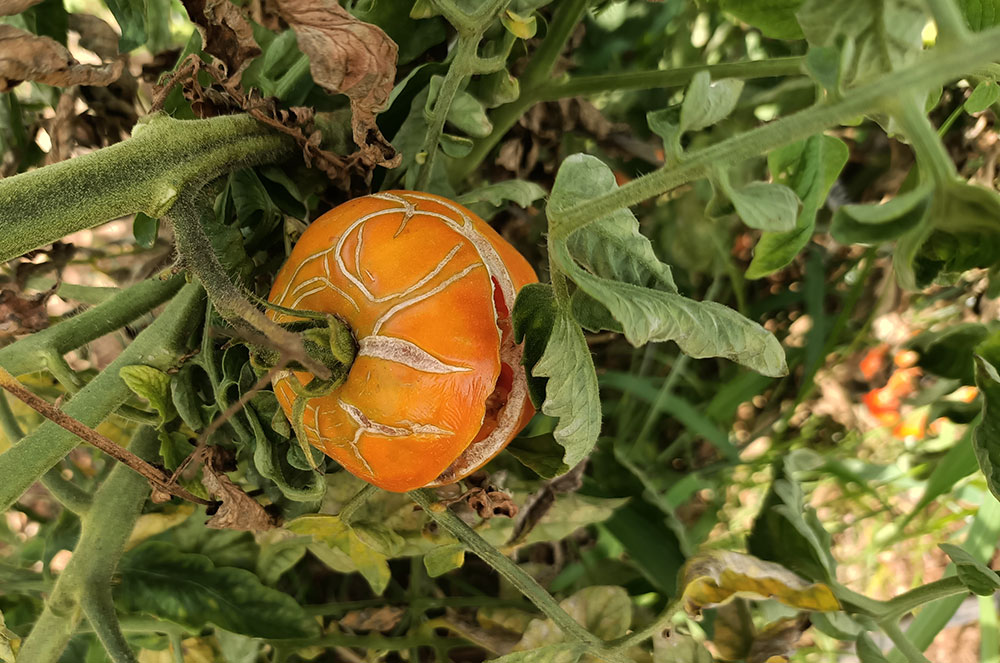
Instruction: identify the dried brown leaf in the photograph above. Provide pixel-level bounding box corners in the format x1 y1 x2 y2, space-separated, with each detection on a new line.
181 0 261 81
0 25 122 92
201 447 279 531
0 289 49 336
68 13 120 60
275 0 400 167
339 606 405 632
0 0 43 15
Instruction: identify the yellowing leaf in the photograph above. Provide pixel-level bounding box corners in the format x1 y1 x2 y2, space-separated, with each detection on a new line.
0 609 20 663
681 550 840 615
126 504 195 551
286 514 392 594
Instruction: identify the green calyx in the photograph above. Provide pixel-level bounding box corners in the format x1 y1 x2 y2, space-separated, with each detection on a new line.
250 314 356 382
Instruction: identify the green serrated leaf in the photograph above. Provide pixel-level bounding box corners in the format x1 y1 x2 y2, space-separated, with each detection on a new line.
512 283 558 407
720 0 806 39
105 0 147 52
966 81 1000 113
505 432 571 479
959 0 1000 31
157 431 192 471
940 543 1000 595
680 71 744 134
120 365 175 425
116 542 318 638
532 309 601 467
424 543 465 577
831 182 933 244
457 180 546 209
974 356 1000 504
748 134 849 278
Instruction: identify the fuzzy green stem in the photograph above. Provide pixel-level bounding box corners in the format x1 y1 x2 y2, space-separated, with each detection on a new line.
879 576 970 622
882 620 933 663
168 186 328 378
17 426 159 663
456 57 806 178
416 36 478 191
548 27 1000 240
893 95 959 185
0 113 295 263
0 276 183 377
338 483 379 524
0 282 205 513
409 489 631 663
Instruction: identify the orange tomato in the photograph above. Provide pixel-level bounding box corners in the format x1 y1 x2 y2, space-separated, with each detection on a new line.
267 191 537 492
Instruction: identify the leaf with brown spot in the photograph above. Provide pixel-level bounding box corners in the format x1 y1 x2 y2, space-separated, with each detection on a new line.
681 550 840 615
339 605 405 632
275 0 400 167
181 0 261 81
201 447 279 531
0 25 123 92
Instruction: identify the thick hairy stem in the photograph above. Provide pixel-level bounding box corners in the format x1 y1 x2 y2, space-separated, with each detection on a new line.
893 96 959 185
0 276 183 376
0 283 205 513
879 576 970 623
409 489 631 663
456 57 806 178
0 113 295 263
548 26 1000 240
17 427 159 663
168 187 329 379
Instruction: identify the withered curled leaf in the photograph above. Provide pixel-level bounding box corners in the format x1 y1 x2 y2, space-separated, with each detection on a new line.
201 447 279 531
275 0 400 168
181 0 261 81
0 25 123 92
681 550 840 615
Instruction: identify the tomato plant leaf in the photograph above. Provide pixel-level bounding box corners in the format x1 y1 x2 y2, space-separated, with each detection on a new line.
748 134 849 278
513 283 558 408
680 71 745 134
488 644 584 663
830 182 933 244
855 632 890 663
747 460 836 582
939 543 1000 595
719 0 806 39
796 0 925 87
457 180 547 210
351 0 447 65
104 0 146 52
506 432 571 479
974 356 1000 502
0 609 19 663
652 629 713 663
427 75 493 138
719 177 801 232
424 543 465 577
550 155 677 293
133 212 159 249
116 541 318 638
680 550 840 615
156 431 192 472
532 309 601 467
965 81 1000 113
959 0 1000 30
907 323 990 382
120 365 175 426
512 586 630 656
285 514 394 594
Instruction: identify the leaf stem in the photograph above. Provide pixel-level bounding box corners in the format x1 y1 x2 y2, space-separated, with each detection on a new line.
893 96 959 185
337 483 379 524
548 27 1000 239
879 575 970 622
409 489 632 661
881 619 933 663
925 0 971 46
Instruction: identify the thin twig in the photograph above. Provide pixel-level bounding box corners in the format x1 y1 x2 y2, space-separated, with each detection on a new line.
0 365 213 506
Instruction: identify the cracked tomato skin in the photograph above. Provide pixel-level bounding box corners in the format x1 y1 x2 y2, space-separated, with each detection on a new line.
268 191 537 492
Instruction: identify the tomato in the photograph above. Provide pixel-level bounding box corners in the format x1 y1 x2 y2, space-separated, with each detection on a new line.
267 191 537 492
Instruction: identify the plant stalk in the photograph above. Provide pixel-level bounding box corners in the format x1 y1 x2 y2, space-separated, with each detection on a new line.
0 113 295 263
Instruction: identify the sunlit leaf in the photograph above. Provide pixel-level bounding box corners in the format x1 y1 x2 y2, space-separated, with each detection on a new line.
457 180 547 210
511 586 631 657
285 514 393 594
680 71 745 134
680 550 840 615
120 365 175 425
424 543 465 577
